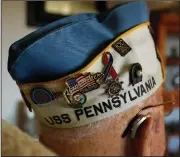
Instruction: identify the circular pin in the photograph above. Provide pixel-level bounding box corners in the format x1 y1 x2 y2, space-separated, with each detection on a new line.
31 87 55 106
131 115 151 138
106 79 123 97
107 81 123 96
69 92 87 108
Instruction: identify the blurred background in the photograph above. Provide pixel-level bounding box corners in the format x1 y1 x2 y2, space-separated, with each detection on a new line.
2 1 179 156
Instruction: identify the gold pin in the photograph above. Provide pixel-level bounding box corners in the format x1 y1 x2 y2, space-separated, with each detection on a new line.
63 72 103 108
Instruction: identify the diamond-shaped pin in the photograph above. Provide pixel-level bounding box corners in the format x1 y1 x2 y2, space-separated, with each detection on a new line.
112 39 131 56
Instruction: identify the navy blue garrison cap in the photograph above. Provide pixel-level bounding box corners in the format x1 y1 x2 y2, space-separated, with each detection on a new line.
8 1 149 83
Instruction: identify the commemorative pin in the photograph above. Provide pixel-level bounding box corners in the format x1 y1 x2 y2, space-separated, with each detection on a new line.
102 52 124 97
112 38 131 57
130 63 143 86
105 79 124 97
63 72 103 108
30 87 56 107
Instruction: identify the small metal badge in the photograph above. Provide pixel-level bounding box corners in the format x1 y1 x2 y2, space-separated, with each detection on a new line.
102 52 119 81
112 39 131 56
130 63 143 86
102 52 124 97
105 79 124 97
64 72 103 108
31 87 55 106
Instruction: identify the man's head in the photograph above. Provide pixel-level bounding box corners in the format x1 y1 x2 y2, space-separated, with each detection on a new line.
8 1 173 156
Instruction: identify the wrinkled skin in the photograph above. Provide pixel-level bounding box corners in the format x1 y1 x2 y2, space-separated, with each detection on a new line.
39 87 166 156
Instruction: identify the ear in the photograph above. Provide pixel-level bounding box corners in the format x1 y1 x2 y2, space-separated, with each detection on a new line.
131 106 166 156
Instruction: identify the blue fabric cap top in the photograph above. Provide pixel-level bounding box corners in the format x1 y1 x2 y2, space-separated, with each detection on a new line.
8 1 149 83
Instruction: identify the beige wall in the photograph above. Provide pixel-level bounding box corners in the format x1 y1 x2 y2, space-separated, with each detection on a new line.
2 1 37 124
